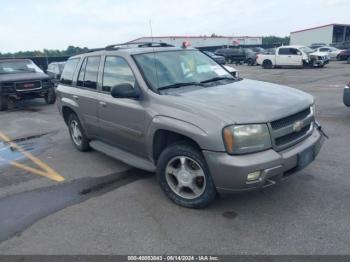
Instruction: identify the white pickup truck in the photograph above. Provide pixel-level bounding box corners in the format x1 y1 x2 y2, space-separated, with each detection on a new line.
256 45 329 69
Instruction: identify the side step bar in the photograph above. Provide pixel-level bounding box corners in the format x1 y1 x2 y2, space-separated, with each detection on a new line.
89 140 156 172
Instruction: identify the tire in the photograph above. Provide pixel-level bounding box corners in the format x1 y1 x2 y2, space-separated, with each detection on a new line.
247 58 254 66
262 60 272 69
156 142 216 208
67 113 90 152
347 57 350 64
45 88 56 104
0 96 8 111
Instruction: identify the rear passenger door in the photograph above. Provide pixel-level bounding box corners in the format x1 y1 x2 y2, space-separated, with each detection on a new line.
97 56 146 157
74 56 101 137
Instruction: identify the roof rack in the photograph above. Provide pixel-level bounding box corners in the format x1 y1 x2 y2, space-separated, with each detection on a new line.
105 42 174 50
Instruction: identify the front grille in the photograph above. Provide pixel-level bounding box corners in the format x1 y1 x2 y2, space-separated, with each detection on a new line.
15 81 42 91
269 107 314 151
271 108 310 130
275 124 311 146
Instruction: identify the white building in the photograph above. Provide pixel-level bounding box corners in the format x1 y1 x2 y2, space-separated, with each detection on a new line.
290 23 350 46
128 35 262 48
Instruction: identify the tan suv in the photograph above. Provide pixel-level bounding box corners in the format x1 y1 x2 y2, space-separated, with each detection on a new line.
56 42 325 208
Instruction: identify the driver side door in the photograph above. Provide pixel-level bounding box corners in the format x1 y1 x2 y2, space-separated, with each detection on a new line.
97 56 147 157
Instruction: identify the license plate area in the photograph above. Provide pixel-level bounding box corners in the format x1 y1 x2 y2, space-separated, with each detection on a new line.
298 146 315 170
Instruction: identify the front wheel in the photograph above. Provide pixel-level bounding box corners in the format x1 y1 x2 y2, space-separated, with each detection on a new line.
156 142 216 208
45 89 56 104
0 96 8 111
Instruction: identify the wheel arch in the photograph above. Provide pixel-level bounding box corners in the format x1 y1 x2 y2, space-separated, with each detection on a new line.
146 116 213 164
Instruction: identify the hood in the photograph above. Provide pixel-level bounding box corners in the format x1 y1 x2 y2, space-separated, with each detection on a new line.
162 79 313 125
0 72 50 82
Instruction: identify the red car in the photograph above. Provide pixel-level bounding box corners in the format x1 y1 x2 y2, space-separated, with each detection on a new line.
337 49 350 61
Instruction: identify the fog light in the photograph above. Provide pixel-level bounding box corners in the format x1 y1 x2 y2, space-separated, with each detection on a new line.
247 171 261 182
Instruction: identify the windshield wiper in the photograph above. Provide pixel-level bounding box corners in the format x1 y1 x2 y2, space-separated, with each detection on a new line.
200 76 235 84
158 82 203 91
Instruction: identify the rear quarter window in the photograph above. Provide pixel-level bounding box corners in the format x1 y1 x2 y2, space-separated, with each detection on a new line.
60 58 80 85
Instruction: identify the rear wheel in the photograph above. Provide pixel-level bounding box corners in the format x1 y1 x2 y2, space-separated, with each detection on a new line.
45 89 56 104
156 142 216 208
347 57 350 64
67 113 90 151
262 60 272 69
247 58 254 66
0 96 8 111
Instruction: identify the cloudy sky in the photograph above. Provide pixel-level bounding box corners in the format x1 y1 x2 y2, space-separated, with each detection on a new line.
0 0 349 52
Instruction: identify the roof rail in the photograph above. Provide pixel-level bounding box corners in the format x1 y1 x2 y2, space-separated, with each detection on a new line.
105 42 174 50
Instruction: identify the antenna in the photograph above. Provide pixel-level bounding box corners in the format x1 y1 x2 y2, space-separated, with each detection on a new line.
149 19 160 91
149 19 154 43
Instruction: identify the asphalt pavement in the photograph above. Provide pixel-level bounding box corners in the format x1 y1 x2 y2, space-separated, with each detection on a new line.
0 61 349 255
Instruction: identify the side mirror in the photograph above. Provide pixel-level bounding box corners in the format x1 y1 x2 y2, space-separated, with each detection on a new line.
111 83 140 99
56 74 61 79
297 51 302 55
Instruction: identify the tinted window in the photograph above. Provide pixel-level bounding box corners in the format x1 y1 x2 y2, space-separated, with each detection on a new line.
60 58 80 85
320 48 329 52
278 48 289 55
77 56 100 89
102 56 135 92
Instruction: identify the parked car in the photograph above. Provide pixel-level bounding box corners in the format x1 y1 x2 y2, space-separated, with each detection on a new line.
309 43 328 49
337 49 350 61
56 42 325 208
244 48 259 66
47 62 66 85
331 41 350 50
315 46 344 60
344 81 350 107
256 45 329 69
0 59 55 111
214 48 246 64
203 51 225 64
223 65 239 78
251 47 266 53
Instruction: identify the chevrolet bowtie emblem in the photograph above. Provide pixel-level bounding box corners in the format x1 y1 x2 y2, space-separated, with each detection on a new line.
293 120 304 132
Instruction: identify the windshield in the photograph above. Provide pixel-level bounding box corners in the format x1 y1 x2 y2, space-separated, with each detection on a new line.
299 47 314 53
0 60 43 74
134 50 233 91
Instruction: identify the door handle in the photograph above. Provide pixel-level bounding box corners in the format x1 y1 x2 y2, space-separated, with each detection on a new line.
99 101 107 107
72 95 79 100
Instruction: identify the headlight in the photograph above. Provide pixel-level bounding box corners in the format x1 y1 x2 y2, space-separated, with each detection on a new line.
223 124 272 154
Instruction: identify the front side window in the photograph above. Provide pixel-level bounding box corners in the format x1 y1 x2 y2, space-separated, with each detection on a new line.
77 56 101 89
0 60 43 74
60 58 80 85
134 50 233 91
102 56 135 92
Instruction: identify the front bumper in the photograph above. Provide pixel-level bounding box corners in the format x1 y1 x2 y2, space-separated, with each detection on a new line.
203 128 324 193
344 85 350 107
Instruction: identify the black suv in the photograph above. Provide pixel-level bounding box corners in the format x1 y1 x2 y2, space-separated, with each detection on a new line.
0 59 56 111
214 48 246 63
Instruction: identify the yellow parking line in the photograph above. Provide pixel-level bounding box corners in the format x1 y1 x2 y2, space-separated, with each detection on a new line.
0 132 64 182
